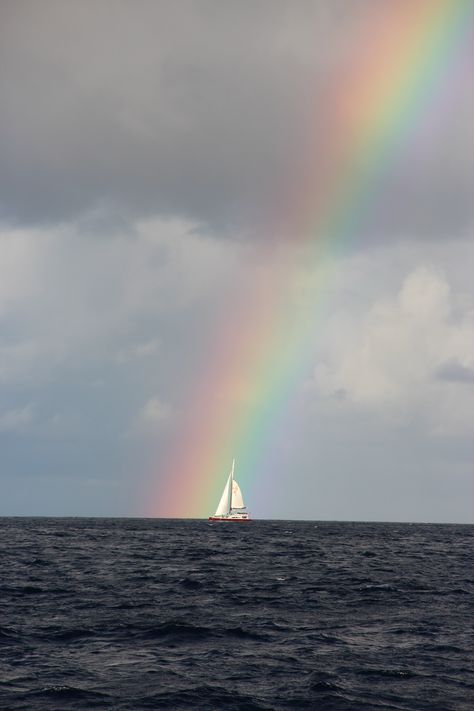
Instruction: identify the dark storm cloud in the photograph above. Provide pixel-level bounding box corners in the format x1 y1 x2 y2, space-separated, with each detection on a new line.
0 0 472 238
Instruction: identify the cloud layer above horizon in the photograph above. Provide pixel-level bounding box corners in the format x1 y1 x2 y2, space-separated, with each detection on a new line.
1 1 472 239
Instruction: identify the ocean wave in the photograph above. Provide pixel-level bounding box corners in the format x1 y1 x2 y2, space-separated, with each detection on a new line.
1 518 472 710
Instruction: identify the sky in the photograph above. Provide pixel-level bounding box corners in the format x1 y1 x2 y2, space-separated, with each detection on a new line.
0 0 473 521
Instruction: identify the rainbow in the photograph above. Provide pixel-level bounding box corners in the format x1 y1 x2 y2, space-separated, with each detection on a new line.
148 0 473 517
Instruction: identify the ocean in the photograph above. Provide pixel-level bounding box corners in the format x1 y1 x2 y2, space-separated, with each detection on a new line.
0 518 472 710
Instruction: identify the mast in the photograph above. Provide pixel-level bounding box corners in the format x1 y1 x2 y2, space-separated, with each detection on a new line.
229 458 235 513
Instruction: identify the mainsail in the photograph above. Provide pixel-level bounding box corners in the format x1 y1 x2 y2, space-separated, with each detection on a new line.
214 473 232 516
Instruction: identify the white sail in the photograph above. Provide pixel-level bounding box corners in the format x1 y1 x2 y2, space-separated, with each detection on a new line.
210 458 249 520
214 473 232 516
231 480 244 509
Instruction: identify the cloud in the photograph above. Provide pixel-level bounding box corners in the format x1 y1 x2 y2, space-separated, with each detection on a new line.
141 398 171 423
0 218 472 518
0 216 248 469
0 218 242 385
435 361 474 383
129 397 172 439
116 338 160 365
0 1 472 240
313 266 474 435
0 404 34 433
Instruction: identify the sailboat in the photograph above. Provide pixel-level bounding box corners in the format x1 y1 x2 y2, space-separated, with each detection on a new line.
208 459 251 521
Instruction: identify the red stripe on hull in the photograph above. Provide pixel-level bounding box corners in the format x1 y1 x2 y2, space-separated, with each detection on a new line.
208 517 252 522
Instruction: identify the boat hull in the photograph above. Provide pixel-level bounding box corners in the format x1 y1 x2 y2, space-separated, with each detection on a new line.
208 516 252 522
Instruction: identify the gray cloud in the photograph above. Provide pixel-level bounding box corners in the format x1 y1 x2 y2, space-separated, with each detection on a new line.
0 0 472 239
436 360 474 384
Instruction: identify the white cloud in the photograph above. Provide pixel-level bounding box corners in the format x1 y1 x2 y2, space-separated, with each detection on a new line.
313 266 474 435
116 338 161 365
129 397 172 438
142 397 171 423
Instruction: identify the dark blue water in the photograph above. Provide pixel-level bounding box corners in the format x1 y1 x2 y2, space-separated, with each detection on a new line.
1 519 473 710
